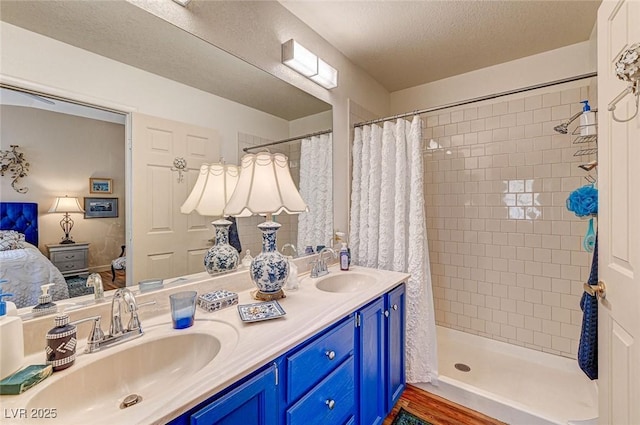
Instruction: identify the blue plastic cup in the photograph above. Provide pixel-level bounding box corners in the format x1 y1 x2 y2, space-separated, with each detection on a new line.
170 291 197 329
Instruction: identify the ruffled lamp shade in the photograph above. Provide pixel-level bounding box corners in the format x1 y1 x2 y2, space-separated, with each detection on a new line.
181 163 241 275
224 152 307 300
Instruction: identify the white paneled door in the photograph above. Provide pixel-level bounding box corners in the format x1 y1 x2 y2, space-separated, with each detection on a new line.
131 113 220 284
597 1 640 424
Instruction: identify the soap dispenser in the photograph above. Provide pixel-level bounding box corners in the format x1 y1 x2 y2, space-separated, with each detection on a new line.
45 306 77 372
0 281 24 380
579 100 596 136
32 283 57 317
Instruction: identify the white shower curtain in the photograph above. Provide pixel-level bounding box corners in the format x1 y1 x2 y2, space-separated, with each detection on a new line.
297 133 333 254
349 116 438 383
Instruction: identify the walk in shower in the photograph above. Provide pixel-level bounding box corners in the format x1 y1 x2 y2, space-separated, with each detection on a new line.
413 78 599 424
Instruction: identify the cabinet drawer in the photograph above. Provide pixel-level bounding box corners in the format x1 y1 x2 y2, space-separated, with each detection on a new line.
51 250 86 263
55 260 87 272
286 356 355 425
287 316 354 403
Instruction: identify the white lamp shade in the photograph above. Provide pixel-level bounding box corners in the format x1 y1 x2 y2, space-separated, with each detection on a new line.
282 39 318 77
224 152 308 217
48 196 84 213
310 58 338 89
180 163 240 216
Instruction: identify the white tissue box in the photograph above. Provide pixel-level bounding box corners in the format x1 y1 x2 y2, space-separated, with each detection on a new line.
197 290 238 312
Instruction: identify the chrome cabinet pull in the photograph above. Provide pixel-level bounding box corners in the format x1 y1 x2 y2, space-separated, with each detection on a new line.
384 310 389 317
392 304 398 311
325 399 335 410
325 350 336 360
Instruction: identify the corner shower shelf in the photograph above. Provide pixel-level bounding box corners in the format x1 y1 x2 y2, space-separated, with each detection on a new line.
574 147 598 156
572 134 597 144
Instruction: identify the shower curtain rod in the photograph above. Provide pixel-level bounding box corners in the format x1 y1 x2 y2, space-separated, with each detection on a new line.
243 129 333 153
353 72 598 128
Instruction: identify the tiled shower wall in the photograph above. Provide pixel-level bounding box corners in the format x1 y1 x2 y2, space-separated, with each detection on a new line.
423 82 596 358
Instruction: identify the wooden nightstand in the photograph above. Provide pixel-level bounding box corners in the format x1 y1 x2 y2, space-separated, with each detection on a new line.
46 242 90 277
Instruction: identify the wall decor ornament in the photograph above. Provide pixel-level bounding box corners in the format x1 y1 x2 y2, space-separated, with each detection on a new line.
89 177 113 194
0 145 29 194
84 197 119 218
608 42 640 123
171 157 187 183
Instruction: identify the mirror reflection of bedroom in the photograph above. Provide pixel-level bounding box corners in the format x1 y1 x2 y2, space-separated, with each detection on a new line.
0 86 127 308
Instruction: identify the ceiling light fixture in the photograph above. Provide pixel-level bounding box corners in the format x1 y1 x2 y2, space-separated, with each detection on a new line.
310 58 338 89
172 0 192 7
282 39 338 89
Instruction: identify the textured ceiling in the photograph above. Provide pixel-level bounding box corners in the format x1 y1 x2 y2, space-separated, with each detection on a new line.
0 1 331 121
280 0 601 92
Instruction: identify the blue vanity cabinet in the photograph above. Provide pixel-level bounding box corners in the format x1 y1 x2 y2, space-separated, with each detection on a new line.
283 315 356 425
385 283 406 411
357 283 406 424
168 364 279 425
168 284 405 425
357 297 386 425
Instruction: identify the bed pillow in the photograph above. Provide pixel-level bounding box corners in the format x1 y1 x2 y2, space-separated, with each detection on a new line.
0 230 26 251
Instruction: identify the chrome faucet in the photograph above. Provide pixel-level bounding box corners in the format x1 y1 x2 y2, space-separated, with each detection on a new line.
83 288 155 353
310 247 336 278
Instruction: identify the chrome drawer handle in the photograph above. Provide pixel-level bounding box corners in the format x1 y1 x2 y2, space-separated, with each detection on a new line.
325 350 336 360
325 399 335 410
392 304 398 311
384 310 389 317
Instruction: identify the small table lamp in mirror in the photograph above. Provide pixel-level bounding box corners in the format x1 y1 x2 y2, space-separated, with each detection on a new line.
48 195 84 244
224 152 308 301
181 163 241 275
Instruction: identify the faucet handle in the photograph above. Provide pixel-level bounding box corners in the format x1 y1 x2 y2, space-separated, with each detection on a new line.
127 300 156 332
69 315 103 353
86 316 105 345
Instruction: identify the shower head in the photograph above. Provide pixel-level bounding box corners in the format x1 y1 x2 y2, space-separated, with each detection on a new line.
553 111 583 134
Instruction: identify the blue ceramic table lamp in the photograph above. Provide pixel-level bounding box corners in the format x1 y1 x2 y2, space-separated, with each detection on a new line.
180 163 241 275
224 152 308 300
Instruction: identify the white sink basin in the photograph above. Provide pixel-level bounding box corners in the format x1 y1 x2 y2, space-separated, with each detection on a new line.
25 319 238 423
315 272 377 293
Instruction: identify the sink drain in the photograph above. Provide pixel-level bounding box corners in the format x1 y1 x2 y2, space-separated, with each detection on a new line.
120 394 143 409
454 363 471 372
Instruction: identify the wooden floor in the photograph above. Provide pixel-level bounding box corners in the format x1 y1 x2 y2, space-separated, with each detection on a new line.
383 384 506 425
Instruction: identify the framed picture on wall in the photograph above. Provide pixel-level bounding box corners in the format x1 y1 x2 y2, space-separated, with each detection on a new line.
84 197 118 218
89 177 113 194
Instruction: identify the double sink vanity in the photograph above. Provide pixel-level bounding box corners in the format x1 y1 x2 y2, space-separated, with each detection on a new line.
2 263 408 425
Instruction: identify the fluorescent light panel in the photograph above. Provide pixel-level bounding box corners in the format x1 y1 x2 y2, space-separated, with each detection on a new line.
282 39 338 89
282 39 318 77
310 58 338 89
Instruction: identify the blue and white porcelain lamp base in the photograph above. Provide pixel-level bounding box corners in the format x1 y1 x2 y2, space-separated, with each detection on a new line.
204 219 239 275
250 221 289 301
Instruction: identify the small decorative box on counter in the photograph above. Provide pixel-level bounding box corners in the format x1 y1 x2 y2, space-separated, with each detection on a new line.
197 290 238 312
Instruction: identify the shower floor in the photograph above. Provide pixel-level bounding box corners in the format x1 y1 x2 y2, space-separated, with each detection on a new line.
417 326 598 425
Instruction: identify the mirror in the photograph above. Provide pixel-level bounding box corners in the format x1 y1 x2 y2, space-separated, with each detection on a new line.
0 2 332 313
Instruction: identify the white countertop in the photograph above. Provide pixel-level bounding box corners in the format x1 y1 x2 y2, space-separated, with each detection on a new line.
0 265 409 425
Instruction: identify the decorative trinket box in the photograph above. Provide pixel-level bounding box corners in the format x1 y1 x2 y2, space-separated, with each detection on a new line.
197 290 238 312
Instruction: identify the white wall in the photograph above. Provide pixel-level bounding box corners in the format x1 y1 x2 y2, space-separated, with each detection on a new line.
390 41 596 114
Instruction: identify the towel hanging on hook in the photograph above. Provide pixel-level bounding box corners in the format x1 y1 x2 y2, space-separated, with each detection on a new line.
608 43 640 123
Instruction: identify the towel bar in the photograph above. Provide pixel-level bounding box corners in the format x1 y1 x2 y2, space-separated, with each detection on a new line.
583 280 606 299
